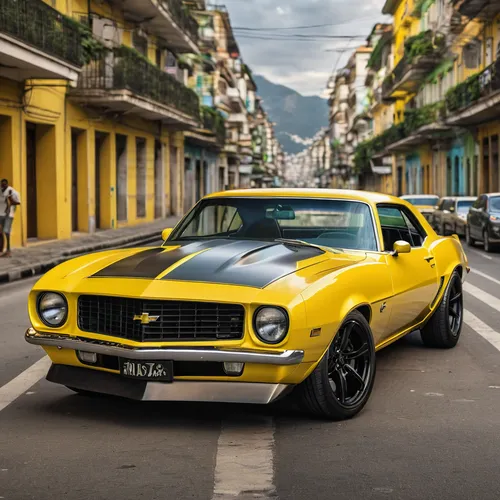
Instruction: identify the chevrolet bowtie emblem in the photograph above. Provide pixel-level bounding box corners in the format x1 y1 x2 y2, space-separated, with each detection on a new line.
133 313 160 325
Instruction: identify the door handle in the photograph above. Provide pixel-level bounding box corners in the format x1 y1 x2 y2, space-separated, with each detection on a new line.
424 256 435 262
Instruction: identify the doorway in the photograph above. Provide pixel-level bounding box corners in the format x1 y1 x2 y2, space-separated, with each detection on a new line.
70 129 79 232
454 156 460 195
397 166 403 196
482 137 490 193
170 146 178 215
492 135 499 191
116 134 128 222
26 123 37 239
136 137 147 218
94 132 109 230
446 157 452 195
466 158 471 196
154 140 163 219
195 160 202 201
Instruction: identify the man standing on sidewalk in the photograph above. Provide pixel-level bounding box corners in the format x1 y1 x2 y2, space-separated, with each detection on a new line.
1 179 20 257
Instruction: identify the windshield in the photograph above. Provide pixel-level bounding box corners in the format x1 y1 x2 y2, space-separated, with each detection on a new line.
457 200 474 213
490 196 500 213
170 197 378 252
402 196 439 206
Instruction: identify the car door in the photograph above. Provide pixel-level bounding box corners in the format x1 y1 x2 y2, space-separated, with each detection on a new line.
378 205 439 337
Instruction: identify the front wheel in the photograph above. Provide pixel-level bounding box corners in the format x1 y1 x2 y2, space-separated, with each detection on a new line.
466 226 475 246
295 310 376 420
484 230 493 253
420 270 463 349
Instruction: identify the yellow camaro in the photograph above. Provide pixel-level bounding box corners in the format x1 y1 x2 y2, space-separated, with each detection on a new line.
25 189 468 420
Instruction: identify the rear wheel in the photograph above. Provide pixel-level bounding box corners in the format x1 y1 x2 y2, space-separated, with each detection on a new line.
466 226 475 246
420 271 463 349
296 310 376 420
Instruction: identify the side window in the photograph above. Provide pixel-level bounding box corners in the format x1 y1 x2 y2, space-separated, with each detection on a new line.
378 205 427 251
443 199 455 211
478 196 487 210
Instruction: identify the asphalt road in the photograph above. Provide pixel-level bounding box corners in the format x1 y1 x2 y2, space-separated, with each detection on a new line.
1 243 500 500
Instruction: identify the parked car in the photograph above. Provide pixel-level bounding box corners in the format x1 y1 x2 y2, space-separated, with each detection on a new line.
400 195 440 222
466 193 500 252
432 196 476 236
25 189 468 421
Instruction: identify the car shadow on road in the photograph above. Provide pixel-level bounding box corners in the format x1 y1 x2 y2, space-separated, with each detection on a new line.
35 331 431 427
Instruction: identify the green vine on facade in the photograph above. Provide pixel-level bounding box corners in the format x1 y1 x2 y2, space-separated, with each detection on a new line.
64 16 107 64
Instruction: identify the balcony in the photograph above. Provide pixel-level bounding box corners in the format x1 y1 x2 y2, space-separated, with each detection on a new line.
0 0 83 81
70 46 200 128
454 0 500 19
446 58 500 126
383 31 445 100
186 106 226 147
116 0 199 53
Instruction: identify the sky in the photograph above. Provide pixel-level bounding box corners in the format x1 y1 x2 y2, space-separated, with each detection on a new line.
223 0 390 97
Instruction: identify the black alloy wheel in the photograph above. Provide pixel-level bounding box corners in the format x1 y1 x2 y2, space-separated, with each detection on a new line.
421 270 463 349
327 320 372 408
295 310 376 420
448 279 463 337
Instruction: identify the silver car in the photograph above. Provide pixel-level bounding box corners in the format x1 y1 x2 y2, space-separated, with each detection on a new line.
432 196 476 236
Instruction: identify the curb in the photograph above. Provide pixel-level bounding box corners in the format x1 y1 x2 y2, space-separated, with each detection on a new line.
0 230 163 286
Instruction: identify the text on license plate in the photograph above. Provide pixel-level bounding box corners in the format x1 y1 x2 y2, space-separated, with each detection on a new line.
120 359 173 381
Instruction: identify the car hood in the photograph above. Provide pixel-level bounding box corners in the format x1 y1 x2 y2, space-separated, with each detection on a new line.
34 239 368 305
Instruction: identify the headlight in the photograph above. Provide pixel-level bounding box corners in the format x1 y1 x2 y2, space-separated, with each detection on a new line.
37 292 68 327
253 307 289 344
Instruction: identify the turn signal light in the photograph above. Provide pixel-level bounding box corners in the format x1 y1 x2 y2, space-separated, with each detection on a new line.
223 362 244 375
78 351 97 364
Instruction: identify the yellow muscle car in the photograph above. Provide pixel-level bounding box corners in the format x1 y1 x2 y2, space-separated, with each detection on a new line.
25 189 468 420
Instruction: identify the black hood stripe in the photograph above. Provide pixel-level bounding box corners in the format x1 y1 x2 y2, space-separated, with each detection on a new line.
162 241 324 288
91 239 325 287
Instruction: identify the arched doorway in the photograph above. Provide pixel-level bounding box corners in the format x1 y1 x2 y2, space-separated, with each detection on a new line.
454 156 460 195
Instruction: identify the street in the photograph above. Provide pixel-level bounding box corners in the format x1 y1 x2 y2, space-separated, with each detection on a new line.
1 245 500 500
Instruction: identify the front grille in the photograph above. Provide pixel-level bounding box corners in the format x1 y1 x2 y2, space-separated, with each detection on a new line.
77 295 245 342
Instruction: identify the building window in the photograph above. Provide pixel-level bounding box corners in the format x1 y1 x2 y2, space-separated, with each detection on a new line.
133 32 148 57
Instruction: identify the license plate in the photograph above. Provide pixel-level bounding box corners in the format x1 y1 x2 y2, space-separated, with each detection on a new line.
120 359 173 382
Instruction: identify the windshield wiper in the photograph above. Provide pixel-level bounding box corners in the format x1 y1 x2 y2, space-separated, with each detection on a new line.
274 238 341 253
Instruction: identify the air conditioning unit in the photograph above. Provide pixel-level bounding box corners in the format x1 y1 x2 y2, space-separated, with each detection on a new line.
92 17 122 48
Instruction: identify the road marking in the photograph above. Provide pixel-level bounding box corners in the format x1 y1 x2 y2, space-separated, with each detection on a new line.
470 268 500 287
467 248 493 260
212 416 276 499
0 356 50 413
464 310 500 352
464 282 500 313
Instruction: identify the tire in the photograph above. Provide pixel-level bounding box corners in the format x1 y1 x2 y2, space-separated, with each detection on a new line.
466 226 475 246
484 230 493 253
295 310 376 420
420 271 463 349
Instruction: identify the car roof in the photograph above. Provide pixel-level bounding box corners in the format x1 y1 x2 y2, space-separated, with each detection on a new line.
455 196 477 200
400 194 439 198
204 188 406 205
485 192 500 197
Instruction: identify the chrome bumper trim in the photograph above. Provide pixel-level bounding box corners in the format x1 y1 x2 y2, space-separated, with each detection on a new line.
25 328 304 365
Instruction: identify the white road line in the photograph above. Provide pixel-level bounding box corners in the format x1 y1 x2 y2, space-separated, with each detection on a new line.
464 310 500 352
212 416 276 499
464 282 500 313
470 269 500 287
467 248 493 261
0 356 50 413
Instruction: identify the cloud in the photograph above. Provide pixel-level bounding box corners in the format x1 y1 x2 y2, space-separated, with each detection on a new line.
224 0 390 95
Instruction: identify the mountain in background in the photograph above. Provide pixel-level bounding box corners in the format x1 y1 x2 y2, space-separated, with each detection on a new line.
254 75 329 155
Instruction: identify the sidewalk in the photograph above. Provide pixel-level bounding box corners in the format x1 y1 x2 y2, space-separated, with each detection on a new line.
0 216 181 285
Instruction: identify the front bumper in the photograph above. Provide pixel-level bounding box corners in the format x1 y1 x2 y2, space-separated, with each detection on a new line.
26 328 305 404
47 364 291 404
25 328 304 365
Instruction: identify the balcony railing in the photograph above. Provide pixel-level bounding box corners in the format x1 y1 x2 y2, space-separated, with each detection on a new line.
77 46 200 119
163 0 199 44
354 103 443 172
445 59 500 113
383 31 445 97
202 107 226 145
0 0 82 66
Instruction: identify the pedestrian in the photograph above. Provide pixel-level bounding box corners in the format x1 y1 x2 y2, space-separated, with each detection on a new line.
1 178 20 257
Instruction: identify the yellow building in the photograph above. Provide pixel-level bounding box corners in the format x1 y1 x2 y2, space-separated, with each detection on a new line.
0 0 202 249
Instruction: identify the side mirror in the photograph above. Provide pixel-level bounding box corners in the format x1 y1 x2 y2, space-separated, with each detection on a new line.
391 240 411 256
162 228 173 241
